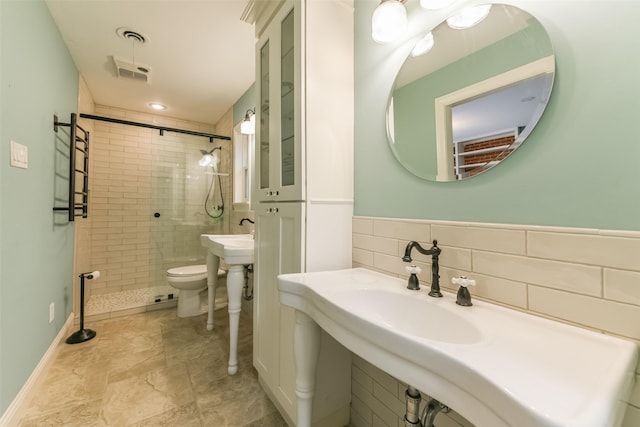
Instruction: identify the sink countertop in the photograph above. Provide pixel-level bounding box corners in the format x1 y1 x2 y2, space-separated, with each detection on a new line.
200 234 254 265
278 267 638 427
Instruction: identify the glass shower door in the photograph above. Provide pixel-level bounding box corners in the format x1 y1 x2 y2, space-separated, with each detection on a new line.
149 132 226 296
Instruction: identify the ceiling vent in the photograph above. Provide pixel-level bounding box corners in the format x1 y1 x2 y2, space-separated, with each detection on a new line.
111 56 152 84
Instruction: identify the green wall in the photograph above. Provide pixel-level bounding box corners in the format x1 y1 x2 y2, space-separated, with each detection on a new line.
354 0 640 231
0 0 78 414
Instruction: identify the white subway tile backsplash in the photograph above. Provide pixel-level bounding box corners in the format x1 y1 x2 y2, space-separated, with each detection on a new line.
373 252 428 279
353 218 373 235
529 285 640 340
372 414 391 427
353 248 374 267
353 233 398 256
473 251 602 297
441 268 528 309
528 231 640 271
605 269 640 305
354 356 399 395
432 224 526 255
352 364 374 392
350 395 373 427
372 382 404 418
373 219 430 243
438 245 472 270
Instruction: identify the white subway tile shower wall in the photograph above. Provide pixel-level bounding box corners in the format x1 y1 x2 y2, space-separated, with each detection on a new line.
87 105 232 297
351 216 640 427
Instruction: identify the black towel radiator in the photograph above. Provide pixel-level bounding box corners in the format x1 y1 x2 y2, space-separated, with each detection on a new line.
53 113 89 221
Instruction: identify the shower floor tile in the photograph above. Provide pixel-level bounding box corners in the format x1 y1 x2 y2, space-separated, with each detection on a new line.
85 286 178 319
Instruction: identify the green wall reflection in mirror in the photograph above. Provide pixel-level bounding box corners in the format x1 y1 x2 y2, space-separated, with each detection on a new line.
387 3 555 181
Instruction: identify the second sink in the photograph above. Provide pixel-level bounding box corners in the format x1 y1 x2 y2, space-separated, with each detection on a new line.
200 233 254 265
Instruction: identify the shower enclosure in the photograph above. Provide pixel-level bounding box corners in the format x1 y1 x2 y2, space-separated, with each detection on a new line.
83 107 231 316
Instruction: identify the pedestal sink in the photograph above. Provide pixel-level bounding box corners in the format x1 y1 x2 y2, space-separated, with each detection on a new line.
201 233 254 375
278 268 638 427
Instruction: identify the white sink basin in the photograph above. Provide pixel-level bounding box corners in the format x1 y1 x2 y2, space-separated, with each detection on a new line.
336 289 483 344
278 268 638 427
200 233 254 265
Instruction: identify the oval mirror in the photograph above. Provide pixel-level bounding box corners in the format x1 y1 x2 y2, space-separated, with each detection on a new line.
387 3 555 181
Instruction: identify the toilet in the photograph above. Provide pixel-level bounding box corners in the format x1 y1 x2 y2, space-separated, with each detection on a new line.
166 264 227 317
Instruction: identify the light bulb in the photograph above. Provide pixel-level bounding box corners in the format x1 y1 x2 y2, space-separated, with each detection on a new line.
371 0 408 44
446 4 492 29
240 113 255 135
410 32 435 57
419 0 456 10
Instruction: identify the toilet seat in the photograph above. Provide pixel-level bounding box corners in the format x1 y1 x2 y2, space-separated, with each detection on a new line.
166 265 227 281
167 264 207 278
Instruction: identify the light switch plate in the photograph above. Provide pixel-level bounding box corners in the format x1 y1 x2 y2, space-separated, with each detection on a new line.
10 140 28 169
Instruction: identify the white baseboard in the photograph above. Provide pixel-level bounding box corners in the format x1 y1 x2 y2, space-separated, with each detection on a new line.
0 313 75 427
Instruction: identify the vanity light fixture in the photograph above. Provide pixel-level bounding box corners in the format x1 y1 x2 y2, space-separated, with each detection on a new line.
240 109 255 135
446 4 492 29
419 0 456 10
371 0 408 44
148 102 166 111
410 32 434 57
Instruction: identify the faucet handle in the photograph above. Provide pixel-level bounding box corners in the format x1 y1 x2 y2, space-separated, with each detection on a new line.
405 265 422 290
452 276 476 288
452 276 475 307
405 265 422 275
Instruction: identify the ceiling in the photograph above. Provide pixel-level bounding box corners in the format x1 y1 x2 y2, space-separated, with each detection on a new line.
45 0 256 126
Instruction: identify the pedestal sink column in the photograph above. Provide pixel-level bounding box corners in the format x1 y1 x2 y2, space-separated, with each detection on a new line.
293 310 321 427
226 264 245 375
205 252 220 331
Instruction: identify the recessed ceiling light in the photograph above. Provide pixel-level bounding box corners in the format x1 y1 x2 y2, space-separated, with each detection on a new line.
149 103 166 111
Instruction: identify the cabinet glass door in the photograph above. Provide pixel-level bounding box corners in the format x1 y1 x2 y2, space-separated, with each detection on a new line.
259 40 270 190
280 10 295 187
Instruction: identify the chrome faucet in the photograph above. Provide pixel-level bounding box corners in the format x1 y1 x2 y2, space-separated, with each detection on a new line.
402 240 442 297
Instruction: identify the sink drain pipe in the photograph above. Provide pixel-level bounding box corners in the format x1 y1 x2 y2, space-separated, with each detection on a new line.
404 386 422 426
421 397 450 427
404 386 451 427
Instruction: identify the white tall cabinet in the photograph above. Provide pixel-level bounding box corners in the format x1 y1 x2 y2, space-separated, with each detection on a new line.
251 0 354 425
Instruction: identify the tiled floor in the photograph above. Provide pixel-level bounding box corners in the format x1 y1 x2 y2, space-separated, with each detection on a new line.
17 307 288 426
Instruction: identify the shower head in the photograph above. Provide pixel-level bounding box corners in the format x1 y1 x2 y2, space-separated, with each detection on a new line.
200 146 221 156
199 146 221 169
